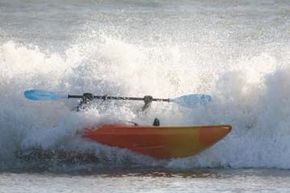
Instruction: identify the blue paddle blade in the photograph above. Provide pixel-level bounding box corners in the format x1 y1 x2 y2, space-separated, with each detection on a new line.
24 89 65 100
172 94 211 108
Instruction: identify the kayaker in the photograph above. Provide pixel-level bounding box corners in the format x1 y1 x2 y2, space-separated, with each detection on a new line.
142 95 160 126
75 93 160 126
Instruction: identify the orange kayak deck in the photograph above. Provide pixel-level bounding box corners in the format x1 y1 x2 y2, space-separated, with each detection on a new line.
81 124 231 159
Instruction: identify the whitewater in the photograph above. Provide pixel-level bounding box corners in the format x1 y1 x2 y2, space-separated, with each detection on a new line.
1 0 290 176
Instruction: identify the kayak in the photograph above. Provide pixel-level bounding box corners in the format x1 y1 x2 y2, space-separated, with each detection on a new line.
81 124 231 159
23 89 230 160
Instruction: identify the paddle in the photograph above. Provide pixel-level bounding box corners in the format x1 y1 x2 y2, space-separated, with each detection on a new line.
24 89 211 108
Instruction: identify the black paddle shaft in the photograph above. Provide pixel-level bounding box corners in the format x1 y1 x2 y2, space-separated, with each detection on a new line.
67 94 170 102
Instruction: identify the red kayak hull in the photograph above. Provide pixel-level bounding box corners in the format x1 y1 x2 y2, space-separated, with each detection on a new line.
82 124 231 159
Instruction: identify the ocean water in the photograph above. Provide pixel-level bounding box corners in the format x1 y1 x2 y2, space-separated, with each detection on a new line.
1 0 290 192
